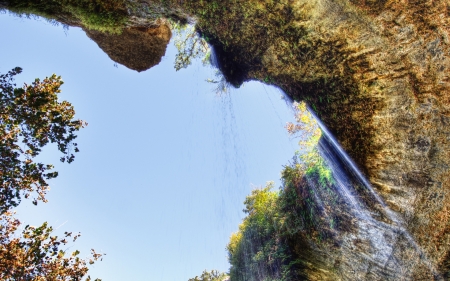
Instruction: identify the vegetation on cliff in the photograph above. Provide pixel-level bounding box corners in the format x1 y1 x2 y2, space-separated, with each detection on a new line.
2 0 128 33
226 156 336 281
226 103 342 281
188 269 228 281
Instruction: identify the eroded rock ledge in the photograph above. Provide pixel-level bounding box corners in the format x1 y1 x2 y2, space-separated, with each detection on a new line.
84 24 171 72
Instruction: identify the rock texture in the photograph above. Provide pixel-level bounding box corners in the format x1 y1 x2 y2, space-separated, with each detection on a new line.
177 0 449 278
84 24 171 72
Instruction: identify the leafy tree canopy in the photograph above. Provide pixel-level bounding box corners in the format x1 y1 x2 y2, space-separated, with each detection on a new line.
0 67 101 280
0 211 102 281
188 269 228 281
0 67 86 213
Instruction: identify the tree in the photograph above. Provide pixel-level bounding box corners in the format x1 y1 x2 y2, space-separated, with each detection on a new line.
0 67 86 213
226 183 285 281
0 211 103 281
0 67 102 280
188 269 228 281
173 25 210 71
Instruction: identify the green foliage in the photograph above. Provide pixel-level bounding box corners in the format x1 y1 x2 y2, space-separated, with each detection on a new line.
286 102 333 187
4 0 128 33
0 67 101 279
0 67 86 212
227 182 296 281
226 161 338 280
279 165 311 234
188 269 228 281
302 149 333 187
0 211 103 280
226 102 343 280
173 25 210 71
65 0 128 33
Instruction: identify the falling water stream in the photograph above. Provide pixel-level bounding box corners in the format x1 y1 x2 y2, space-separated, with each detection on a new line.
306 106 442 280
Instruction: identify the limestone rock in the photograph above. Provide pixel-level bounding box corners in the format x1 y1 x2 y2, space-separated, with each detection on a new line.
84 24 171 72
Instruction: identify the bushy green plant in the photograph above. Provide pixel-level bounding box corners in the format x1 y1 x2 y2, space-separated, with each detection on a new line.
227 182 285 281
227 181 311 281
173 25 210 71
187 269 228 281
286 102 333 187
65 0 128 33
226 102 341 281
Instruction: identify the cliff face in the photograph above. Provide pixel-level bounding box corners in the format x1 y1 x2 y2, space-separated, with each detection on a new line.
3 0 449 279
352 1 450 274
176 0 450 278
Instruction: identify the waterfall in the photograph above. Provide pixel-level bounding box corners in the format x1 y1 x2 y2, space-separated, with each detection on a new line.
209 44 220 69
305 106 443 280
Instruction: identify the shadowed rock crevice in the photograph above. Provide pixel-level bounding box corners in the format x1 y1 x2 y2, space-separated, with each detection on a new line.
84 24 171 72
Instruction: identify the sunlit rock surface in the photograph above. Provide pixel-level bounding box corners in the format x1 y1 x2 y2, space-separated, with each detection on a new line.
84 24 171 72
178 0 449 278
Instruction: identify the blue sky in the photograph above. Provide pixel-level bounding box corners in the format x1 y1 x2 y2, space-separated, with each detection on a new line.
1 12 298 280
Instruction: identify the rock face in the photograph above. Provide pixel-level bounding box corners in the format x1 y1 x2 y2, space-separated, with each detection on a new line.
178 0 449 278
84 24 171 72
